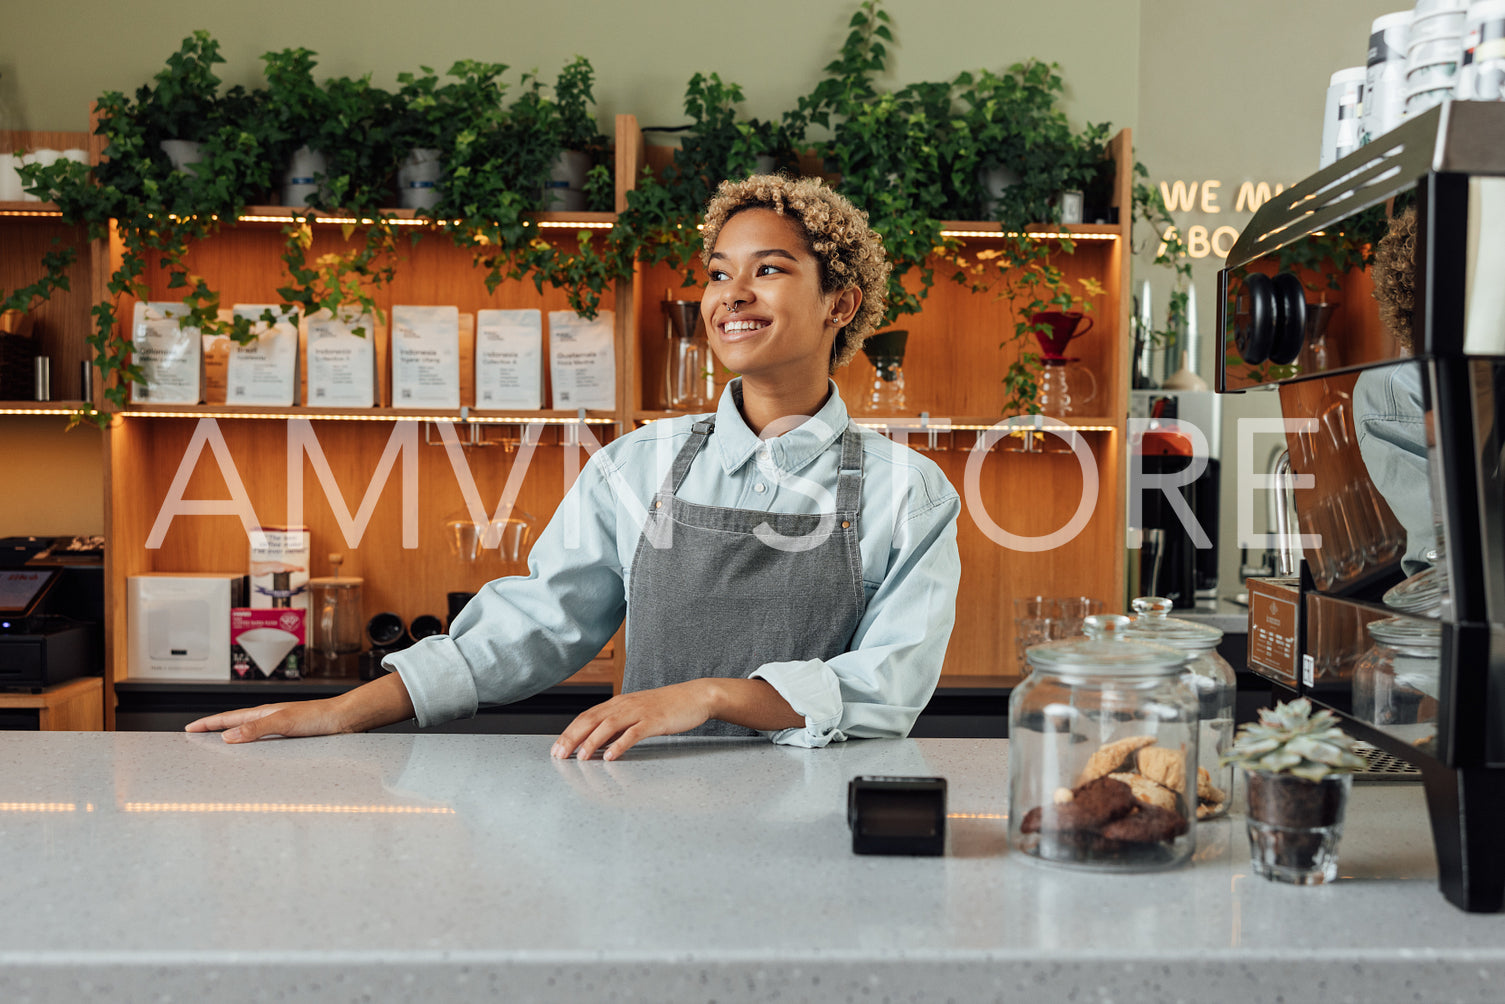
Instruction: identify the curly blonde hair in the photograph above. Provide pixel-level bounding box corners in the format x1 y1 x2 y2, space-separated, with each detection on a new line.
700 175 890 370
1372 206 1417 351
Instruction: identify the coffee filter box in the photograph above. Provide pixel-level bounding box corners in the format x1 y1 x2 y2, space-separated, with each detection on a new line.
231 608 306 680
128 573 246 680
130 302 202 405
548 309 616 409
249 526 310 609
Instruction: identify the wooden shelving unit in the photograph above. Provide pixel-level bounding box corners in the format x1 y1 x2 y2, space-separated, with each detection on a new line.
4 116 1133 726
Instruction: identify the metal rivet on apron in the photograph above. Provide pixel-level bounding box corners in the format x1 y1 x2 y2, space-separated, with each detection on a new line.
654 500 662 508
841 520 850 529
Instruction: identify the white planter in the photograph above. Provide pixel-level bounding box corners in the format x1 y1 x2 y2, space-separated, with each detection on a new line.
159 139 204 176
542 150 591 212
978 163 1020 218
282 146 329 208
0 153 24 201
398 147 443 210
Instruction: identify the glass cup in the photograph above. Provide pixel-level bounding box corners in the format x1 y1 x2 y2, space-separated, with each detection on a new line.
1243 771 1352 885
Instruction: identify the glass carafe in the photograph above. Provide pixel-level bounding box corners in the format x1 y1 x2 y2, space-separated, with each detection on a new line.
1037 358 1097 419
663 299 715 410
307 554 363 678
860 329 908 414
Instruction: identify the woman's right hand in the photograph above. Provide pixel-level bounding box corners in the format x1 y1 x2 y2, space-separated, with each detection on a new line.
184 672 418 743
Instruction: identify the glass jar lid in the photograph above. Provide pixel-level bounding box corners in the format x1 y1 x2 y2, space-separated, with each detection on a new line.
1383 567 1444 617
307 577 362 589
1366 615 1442 652
1124 596 1223 651
1025 613 1188 676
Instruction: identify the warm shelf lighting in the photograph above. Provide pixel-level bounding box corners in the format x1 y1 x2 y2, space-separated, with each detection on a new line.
0 407 80 416
0 802 80 813
121 802 455 815
0 208 64 218
534 220 614 229
939 230 1119 241
120 410 614 424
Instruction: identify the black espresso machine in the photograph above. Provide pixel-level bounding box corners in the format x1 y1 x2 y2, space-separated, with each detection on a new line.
1218 100 1505 912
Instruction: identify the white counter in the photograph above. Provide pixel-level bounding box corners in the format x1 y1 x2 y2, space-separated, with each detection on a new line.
1 732 1501 1003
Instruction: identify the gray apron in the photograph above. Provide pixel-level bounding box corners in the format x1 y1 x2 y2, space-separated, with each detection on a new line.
622 418 869 736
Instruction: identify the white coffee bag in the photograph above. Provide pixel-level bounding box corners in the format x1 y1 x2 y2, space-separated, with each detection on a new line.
392 305 460 409
547 309 616 410
130 301 201 405
305 307 377 408
226 304 301 406
476 309 543 409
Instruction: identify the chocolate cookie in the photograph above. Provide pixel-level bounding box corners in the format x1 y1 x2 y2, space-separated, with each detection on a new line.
1043 776 1137 831
1100 804 1190 844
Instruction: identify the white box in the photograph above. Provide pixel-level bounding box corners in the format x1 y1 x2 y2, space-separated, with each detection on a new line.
128 573 241 680
249 526 310 609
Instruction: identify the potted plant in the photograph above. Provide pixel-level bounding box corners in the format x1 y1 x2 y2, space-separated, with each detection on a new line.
259 47 334 208
545 55 607 211
1222 698 1366 885
135 30 233 174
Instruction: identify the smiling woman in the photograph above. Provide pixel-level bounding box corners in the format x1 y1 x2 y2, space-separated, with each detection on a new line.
186 175 963 761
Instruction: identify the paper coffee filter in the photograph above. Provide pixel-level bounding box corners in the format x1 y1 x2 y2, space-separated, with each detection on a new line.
238 627 299 673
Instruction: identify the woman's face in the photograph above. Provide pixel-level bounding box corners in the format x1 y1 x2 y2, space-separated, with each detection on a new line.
701 208 843 387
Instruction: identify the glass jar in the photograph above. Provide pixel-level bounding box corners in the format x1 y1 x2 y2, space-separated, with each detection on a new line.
860 329 907 414
1008 614 1197 871
1124 596 1236 819
1352 616 1442 753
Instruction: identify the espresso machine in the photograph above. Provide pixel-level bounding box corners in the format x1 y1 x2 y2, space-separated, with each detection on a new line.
1217 101 1505 912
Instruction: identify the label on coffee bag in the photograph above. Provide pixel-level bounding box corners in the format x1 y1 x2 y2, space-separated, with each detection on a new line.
392 305 460 409
130 301 201 404
547 309 615 410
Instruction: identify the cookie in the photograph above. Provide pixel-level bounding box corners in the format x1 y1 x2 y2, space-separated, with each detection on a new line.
1050 776 1137 830
1196 767 1226 806
1077 735 1157 784
1196 801 1225 820
1136 745 1188 793
1109 771 1178 813
1100 804 1190 844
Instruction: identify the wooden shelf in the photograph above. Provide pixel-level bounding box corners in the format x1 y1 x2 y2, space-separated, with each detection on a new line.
231 207 617 229
0 400 89 414
117 404 618 423
937 221 1123 239
0 201 64 217
0 676 104 730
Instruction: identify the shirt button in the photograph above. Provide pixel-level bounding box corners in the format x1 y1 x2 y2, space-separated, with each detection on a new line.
753 483 767 494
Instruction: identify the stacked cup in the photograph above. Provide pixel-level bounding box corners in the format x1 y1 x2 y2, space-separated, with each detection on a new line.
1405 0 1468 116
1458 0 1505 100
1364 11 1412 144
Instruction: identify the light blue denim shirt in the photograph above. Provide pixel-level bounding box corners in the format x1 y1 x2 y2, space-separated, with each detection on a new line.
1353 361 1435 575
387 378 962 747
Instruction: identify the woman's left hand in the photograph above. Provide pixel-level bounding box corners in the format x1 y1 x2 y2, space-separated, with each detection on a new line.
552 680 716 761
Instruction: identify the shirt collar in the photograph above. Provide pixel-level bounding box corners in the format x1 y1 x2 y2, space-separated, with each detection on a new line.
713 377 851 474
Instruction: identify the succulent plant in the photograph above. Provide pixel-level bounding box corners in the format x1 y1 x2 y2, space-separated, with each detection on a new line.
1221 698 1366 781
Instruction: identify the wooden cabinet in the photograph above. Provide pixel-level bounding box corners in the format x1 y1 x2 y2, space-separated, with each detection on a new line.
10 117 1132 725
0 130 100 411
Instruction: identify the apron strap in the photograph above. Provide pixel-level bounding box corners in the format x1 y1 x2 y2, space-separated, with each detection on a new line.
659 419 715 496
835 422 864 515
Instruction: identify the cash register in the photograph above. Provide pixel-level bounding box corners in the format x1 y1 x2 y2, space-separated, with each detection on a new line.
0 535 104 691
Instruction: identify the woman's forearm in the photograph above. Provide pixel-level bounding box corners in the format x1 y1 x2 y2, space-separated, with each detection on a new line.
701 677 805 732
332 671 417 732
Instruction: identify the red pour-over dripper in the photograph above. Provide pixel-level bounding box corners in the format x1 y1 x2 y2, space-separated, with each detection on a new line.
1031 311 1093 359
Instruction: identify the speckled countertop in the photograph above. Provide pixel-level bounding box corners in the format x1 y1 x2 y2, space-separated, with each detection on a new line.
1 732 1501 1003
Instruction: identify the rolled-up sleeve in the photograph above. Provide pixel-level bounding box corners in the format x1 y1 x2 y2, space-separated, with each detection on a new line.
388 451 627 727
750 490 961 748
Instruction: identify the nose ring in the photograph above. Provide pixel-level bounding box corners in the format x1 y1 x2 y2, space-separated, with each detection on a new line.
728 298 745 313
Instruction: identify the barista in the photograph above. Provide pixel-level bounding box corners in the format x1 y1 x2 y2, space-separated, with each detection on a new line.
1354 206 1436 574
186 175 963 760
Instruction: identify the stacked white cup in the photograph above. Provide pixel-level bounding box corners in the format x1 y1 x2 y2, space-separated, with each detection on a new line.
1364 11 1413 144
1320 67 1368 168
1458 0 1505 99
1405 0 1469 116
